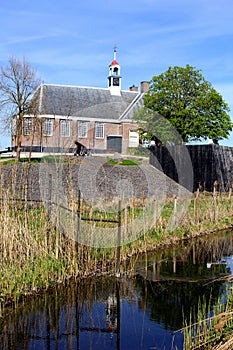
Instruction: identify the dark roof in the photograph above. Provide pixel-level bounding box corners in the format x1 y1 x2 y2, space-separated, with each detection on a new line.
40 84 142 121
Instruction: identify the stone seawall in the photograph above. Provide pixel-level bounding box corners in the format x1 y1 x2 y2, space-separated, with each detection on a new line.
0 157 190 203
150 144 233 192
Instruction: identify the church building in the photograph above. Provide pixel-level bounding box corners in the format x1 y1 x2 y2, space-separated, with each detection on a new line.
14 50 149 154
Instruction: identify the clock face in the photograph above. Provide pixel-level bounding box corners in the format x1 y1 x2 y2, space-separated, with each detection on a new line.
113 77 119 86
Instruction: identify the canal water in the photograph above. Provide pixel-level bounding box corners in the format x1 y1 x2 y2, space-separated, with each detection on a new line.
0 230 233 350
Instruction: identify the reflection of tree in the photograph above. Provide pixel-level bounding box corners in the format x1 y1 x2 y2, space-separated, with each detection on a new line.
132 231 233 331
0 274 227 348
0 277 121 350
134 231 233 282
135 277 225 331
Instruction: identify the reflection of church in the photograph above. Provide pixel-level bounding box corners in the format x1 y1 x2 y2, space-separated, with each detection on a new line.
106 295 118 332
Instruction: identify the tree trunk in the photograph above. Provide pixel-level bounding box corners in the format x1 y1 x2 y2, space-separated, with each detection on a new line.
16 118 22 162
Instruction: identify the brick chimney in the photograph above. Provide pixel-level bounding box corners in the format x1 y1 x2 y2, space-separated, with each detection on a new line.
129 85 138 92
140 81 150 93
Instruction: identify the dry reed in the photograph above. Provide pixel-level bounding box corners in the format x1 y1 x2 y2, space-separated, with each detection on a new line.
0 163 232 313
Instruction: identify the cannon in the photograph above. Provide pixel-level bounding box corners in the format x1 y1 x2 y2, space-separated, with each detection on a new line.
74 141 90 156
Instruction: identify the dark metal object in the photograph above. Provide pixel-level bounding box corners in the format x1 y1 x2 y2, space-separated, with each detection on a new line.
74 141 90 156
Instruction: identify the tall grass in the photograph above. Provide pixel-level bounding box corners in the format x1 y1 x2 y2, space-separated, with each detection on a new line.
0 162 232 314
0 195 119 307
182 278 233 349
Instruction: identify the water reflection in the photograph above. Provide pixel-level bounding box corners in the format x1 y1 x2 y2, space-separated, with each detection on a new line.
0 230 232 350
133 231 232 283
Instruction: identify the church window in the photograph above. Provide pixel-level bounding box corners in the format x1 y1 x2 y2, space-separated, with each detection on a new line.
78 121 88 138
43 119 53 136
95 122 104 139
23 118 32 136
60 120 70 137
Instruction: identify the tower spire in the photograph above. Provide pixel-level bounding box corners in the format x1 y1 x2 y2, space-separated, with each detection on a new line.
108 48 121 95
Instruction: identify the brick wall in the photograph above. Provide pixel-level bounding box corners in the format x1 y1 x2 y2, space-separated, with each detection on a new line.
17 118 138 153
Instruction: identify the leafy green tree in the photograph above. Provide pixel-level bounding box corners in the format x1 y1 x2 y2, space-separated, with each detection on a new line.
136 65 232 144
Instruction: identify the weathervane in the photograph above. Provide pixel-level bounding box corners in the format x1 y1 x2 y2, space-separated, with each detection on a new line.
113 44 117 60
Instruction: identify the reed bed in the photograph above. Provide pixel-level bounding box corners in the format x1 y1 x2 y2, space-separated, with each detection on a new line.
182 277 233 349
0 169 232 316
122 190 233 258
0 195 119 307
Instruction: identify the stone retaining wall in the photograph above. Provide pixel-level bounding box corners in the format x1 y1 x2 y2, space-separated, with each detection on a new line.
0 157 190 204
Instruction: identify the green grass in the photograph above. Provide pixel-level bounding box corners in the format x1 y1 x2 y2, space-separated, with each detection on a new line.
1 155 70 165
107 158 139 166
2 155 140 166
1 157 42 165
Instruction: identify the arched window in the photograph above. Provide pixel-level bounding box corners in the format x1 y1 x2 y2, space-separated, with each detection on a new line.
113 67 118 76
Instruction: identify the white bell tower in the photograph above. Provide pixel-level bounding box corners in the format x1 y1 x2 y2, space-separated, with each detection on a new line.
108 48 121 95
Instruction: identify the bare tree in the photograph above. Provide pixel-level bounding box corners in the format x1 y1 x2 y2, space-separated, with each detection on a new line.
0 57 41 161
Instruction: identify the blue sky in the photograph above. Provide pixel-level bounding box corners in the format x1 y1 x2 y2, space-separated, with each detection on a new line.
0 0 233 149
